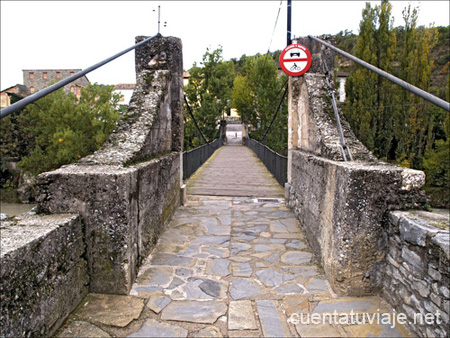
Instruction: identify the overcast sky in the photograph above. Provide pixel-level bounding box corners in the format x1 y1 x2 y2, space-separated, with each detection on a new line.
1 1 449 89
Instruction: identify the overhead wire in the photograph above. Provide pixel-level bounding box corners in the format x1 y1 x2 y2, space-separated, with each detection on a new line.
255 0 283 88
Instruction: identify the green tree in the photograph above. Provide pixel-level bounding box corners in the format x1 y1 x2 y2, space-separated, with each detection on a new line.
18 83 121 174
423 113 449 207
184 47 234 149
396 4 438 168
0 95 35 160
345 1 398 156
344 2 379 150
232 53 288 154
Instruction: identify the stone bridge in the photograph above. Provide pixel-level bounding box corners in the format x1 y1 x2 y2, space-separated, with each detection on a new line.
1 36 448 337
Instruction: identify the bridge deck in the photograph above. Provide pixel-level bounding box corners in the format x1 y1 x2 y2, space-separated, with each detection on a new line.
186 145 284 197
56 145 410 337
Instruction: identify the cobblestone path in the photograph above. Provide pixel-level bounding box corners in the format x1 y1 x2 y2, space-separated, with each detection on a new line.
56 147 410 337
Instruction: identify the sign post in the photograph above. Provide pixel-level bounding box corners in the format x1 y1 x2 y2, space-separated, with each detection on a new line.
279 44 312 77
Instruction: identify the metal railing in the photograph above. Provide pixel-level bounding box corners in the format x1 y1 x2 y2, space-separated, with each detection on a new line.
183 138 224 180
1 34 161 119
244 137 287 186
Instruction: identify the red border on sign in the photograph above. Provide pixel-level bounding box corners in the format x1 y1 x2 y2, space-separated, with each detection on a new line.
279 44 312 77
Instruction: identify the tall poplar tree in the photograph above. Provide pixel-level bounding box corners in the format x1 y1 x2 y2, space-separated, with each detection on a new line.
396 4 438 167
344 2 378 151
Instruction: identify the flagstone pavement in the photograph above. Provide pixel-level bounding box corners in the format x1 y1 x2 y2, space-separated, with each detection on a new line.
56 147 412 337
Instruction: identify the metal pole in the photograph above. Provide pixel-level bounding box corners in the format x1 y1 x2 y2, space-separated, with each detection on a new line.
158 5 161 34
287 0 292 46
308 35 450 112
1 34 161 119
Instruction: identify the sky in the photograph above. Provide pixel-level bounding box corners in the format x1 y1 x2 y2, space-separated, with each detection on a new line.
1 1 449 89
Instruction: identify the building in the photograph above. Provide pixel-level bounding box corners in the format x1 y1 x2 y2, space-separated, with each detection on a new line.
183 72 190 87
0 84 30 108
22 69 89 99
113 83 135 108
337 72 349 103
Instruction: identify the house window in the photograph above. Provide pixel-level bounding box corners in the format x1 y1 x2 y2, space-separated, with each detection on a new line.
43 72 48 79
56 72 61 79
30 86 35 93
29 72 34 79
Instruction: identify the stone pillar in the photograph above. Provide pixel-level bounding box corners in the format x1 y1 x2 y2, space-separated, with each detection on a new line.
37 36 184 294
286 36 427 296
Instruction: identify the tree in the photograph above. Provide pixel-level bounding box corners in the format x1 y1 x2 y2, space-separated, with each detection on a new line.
423 113 449 207
396 4 438 168
344 2 379 151
184 47 234 149
344 1 398 156
18 84 121 174
232 53 288 154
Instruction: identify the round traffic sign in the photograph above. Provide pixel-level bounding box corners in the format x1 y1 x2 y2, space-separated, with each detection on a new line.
279 44 312 76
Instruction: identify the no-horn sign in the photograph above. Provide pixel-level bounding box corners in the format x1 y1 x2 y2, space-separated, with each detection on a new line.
279 44 312 76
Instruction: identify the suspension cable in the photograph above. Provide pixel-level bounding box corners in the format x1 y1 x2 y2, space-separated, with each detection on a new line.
260 82 288 143
1 34 161 119
321 51 353 161
184 95 208 145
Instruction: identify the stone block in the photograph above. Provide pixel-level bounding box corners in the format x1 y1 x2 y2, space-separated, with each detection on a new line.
432 234 450 260
401 247 425 272
76 294 144 327
287 149 426 296
256 300 292 337
228 300 257 330
428 266 442 281
0 214 88 337
413 279 431 298
399 216 440 246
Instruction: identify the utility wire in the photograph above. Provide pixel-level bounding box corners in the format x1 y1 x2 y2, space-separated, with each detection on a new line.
255 0 283 91
268 0 283 53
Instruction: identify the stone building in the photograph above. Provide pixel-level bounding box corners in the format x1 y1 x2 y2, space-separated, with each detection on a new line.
113 83 135 108
22 69 89 99
0 84 30 108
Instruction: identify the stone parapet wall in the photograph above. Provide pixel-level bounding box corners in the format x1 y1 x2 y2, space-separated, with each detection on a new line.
0 214 88 337
37 153 181 294
375 210 449 337
286 150 426 296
